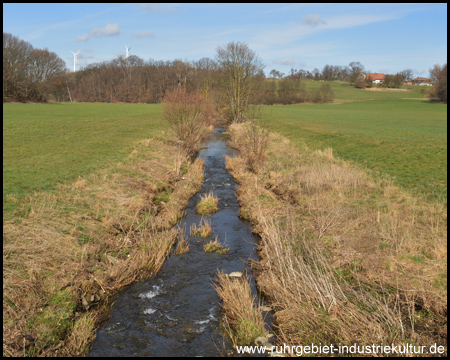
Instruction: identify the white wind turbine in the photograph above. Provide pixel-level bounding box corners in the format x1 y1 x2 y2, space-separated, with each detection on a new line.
125 45 131 59
70 50 80 72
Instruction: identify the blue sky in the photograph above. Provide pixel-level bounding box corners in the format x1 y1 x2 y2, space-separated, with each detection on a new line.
3 3 447 77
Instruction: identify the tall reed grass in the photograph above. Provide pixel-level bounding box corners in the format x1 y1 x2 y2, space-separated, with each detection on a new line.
225 122 447 351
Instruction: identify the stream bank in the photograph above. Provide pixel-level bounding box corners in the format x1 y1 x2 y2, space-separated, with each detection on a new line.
88 126 272 357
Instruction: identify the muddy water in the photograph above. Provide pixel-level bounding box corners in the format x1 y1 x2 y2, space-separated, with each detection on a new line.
88 127 270 357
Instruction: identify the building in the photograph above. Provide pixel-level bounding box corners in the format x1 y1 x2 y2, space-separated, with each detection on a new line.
365 73 385 84
412 77 432 86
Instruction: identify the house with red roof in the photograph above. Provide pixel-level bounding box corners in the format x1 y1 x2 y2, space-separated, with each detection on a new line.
365 73 385 84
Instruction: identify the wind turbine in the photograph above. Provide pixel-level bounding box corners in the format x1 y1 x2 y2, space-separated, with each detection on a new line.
70 50 80 72
125 45 131 59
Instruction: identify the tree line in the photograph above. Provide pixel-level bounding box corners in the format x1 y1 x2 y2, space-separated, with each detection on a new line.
3 31 446 106
3 32 67 102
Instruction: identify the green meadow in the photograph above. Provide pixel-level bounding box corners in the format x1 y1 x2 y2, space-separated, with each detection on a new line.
261 81 447 202
3 83 447 218
3 102 164 214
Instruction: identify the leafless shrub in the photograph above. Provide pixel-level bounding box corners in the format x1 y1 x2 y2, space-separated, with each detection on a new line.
244 104 264 121
238 121 270 174
163 87 215 158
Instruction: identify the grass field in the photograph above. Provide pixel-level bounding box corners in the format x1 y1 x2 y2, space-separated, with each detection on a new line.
3 102 205 356
4 85 446 213
226 121 447 352
261 83 447 203
3 102 164 216
2 84 447 356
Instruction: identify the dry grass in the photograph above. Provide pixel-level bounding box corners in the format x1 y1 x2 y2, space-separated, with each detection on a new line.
175 227 190 255
196 191 219 215
203 236 229 254
225 122 447 353
228 119 269 173
3 135 204 356
190 218 213 238
213 271 267 347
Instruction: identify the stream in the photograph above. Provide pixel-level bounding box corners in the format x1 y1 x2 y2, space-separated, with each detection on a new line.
88 126 271 357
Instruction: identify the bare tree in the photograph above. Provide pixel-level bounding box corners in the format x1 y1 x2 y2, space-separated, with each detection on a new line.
348 61 365 84
3 32 66 102
400 69 414 82
3 32 33 100
216 41 264 123
162 87 215 158
269 69 283 79
429 64 442 84
429 63 447 103
435 64 447 103
383 73 405 88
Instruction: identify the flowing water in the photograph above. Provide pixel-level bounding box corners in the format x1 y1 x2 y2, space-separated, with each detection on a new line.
88 126 271 357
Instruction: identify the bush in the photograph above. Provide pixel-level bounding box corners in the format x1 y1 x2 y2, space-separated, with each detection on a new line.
310 83 335 103
241 121 270 174
436 64 447 103
278 78 305 104
353 78 366 89
382 74 405 88
162 88 215 158
319 83 334 102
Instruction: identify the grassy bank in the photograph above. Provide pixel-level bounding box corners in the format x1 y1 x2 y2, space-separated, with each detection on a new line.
261 96 447 203
3 103 205 356
225 122 447 354
3 102 164 217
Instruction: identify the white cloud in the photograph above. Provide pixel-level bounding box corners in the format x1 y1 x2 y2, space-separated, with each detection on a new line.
297 13 327 27
90 23 122 37
256 13 401 48
132 31 155 38
76 23 122 42
75 33 90 42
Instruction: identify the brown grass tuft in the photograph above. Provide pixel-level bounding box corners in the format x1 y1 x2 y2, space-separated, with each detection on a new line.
176 227 190 255
190 218 213 238
213 271 266 347
196 191 219 215
225 122 447 351
203 236 229 254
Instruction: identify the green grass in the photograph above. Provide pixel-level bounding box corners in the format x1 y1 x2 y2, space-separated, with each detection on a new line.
3 102 164 216
196 191 219 215
261 84 447 203
4 87 447 217
203 237 230 254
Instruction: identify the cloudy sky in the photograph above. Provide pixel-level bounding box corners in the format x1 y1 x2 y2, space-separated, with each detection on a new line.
3 3 447 77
